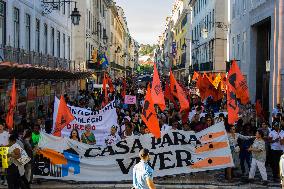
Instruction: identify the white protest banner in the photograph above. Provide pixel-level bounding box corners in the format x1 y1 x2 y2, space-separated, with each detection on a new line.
124 95 136 104
52 98 117 145
35 122 233 182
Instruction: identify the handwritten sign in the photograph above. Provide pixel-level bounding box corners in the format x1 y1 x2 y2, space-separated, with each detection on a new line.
0 147 9 168
124 95 136 104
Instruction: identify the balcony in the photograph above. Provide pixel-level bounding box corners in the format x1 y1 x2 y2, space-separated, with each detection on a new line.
0 46 91 79
199 62 213 71
172 62 186 71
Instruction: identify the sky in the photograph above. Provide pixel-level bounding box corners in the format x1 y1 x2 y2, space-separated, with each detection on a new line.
114 0 174 45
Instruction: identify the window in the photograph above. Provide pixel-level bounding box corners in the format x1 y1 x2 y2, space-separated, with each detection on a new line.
212 9 215 28
35 19 40 52
232 37 235 58
67 36 70 60
63 33 65 59
242 32 246 61
57 31 60 57
100 0 102 14
103 4 105 17
0 1 5 47
243 0 246 11
232 0 236 19
63 3 65 14
44 24 48 54
237 34 240 59
25 14 30 51
51 27 55 56
13 8 19 48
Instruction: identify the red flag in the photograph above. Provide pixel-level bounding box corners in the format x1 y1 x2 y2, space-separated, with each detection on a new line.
106 74 114 93
170 71 189 112
102 73 108 105
151 64 166 111
227 65 239 125
121 78 126 98
164 81 178 109
141 85 161 138
230 60 250 104
6 78 16 130
54 96 75 137
255 99 265 118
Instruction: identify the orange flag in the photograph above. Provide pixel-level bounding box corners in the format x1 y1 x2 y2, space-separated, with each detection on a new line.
170 71 189 112
230 60 250 104
54 96 75 137
6 78 16 130
227 65 239 125
141 85 160 139
255 99 265 118
151 64 166 111
196 76 208 100
106 74 114 93
121 78 126 98
192 71 199 81
164 81 178 109
102 73 108 105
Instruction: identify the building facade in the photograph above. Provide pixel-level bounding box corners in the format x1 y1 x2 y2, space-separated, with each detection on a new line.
0 0 88 115
229 0 284 115
108 2 136 79
190 0 228 73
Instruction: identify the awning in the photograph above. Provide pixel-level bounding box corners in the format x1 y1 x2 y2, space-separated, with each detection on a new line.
0 62 92 80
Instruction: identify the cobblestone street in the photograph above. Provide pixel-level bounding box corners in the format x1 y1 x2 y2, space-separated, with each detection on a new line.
0 170 280 189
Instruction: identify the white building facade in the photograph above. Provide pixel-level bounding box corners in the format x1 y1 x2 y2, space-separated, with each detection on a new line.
190 0 228 73
0 0 73 65
229 0 284 115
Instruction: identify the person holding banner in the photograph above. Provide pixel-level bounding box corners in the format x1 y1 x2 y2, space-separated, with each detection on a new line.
105 126 120 146
69 129 81 142
133 148 156 189
248 130 268 185
81 124 96 145
7 134 30 189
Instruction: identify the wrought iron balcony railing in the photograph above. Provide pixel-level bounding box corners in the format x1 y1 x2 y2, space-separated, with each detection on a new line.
0 46 82 72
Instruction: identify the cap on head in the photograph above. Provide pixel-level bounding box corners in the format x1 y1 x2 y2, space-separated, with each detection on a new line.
139 148 149 158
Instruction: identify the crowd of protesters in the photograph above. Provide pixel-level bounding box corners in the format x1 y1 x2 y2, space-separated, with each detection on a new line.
0 75 284 188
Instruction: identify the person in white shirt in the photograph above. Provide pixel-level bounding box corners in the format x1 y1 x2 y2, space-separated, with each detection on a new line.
105 126 121 146
0 123 9 146
160 117 171 132
268 122 283 180
279 153 284 188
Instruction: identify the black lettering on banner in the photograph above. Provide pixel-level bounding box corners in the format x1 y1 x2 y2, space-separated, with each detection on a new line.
172 132 188 145
130 139 143 153
188 135 201 145
116 157 140 174
148 152 159 169
151 137 161 150
160 134 174 147
100 146 115 156
159 151 175 170
176 150 192 167
115 140 130 154
84 147 102 157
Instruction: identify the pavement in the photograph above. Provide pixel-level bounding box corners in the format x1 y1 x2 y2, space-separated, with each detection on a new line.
0 170 281 189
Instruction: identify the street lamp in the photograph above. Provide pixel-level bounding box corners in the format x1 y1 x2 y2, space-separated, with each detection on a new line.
70 2 81 25
42 1 81 25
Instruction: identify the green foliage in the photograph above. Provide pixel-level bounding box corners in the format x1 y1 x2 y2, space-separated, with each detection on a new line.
139 44 158 56
136 64 153 74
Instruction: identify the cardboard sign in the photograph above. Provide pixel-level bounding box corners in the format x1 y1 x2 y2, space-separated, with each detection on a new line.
124 95 136 104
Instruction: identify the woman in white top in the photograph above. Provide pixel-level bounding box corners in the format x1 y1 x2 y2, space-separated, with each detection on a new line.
7 134 30 189
226 126 254 181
